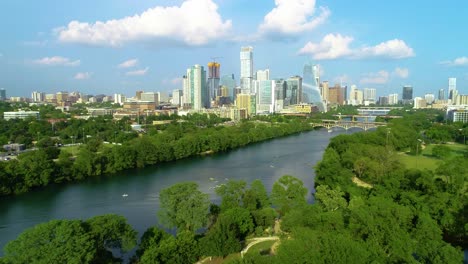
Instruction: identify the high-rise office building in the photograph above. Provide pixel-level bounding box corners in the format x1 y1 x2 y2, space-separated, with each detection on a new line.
135 91 144 100
329 84 345 105
256 69 270 81
363 88 376 104
302 63 322 103
257 80 276 113
187 64 209 110
31 91 45 102
402 85 413 104
172 89 183 107
114 94 126 105
378 96 389 105
207 62 221 100
320 81 329 103
0 88 6 101
56 91 69 103
388 93 399 105
240 46 254 93
438 89 445 100
236 94 256 116
448 78 456 100
157 92 169 103
141 92 158 103
424 93 435 104
286 76 303 105
220 74 236 102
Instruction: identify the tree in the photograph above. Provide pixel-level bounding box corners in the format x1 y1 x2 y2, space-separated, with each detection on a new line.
86 214 137 256
314 185 347 212
215 180 247 211
242 179 270 211
139 231 200 264
271 175 308 215
158 182 210 232
432 145 451 159
3 220 96 264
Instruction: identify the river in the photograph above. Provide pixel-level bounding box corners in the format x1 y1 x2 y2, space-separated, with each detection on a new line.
0 128 353 254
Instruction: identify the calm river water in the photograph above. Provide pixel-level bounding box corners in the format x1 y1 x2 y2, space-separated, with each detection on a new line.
0 129 354 254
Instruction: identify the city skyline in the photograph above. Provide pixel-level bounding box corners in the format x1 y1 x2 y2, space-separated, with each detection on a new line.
1 0 467 98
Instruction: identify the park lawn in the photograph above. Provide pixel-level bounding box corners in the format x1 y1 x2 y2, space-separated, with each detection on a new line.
398 143 466 171
398 154 441 171
60 145 81 155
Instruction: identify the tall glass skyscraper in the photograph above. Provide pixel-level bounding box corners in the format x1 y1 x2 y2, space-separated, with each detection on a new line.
402 85 413 104
302 63 324 111
220 74 236 102
448 78 457 100
240 46 253 93
187 65 209 110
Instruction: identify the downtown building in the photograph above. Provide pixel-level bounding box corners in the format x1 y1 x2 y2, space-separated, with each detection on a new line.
240 46 254 94
185 64 209 111
402 85 413 105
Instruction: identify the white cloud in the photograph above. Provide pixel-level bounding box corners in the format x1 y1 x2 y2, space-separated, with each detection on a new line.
393 67 409 78
333 74 352 85
32 56 80 66
74 72 92 80
259 0 330 38
118 59 138 69
298 34 415 60
441 56 468 66
56 0 232 47
126 67 149 76
358 39 415 59
360 71 390 84
298 34 353 60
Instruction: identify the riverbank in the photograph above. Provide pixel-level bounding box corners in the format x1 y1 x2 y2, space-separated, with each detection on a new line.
0 119 314 197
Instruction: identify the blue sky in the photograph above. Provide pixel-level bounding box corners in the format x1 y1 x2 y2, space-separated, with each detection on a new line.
1 0 467 98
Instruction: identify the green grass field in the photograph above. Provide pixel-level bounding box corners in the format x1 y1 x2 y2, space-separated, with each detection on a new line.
398 143 467 171
244 240 276 257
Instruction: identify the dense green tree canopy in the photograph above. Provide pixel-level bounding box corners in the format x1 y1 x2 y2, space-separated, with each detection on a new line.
158 182 210 232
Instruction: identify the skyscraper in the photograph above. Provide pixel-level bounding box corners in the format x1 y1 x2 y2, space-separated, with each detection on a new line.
207 62 221 100
402 85 413 104
31 91 45 102
256 69 270 81
220 74 236 102
388 93 399 105
302 63 323 107
257 80 276 113
187 64 209 110
172 89 183 107
448 78 456 100
240 46 254 93
363 88 376 104
438 89 445 100
286 76 303 105
0 89 5 101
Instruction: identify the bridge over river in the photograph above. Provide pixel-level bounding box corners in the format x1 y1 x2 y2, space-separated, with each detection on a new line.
311 120 387 131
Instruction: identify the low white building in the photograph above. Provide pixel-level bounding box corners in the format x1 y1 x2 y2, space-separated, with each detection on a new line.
3 111 40 120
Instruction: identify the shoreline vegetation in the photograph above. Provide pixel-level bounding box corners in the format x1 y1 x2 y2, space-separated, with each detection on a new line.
0 115 314 197
1 108 467 263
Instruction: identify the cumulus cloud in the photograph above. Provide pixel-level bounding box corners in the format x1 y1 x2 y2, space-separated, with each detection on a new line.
259 0 330 38
55 0 232 47
393 67 409 78
118 59 138 69
74 72 92 80
333 74 352 85
298 34 353 60
33 56 80 66
126 67 149 76
440 56 468 66
299 34 415 60
360 71 390 84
